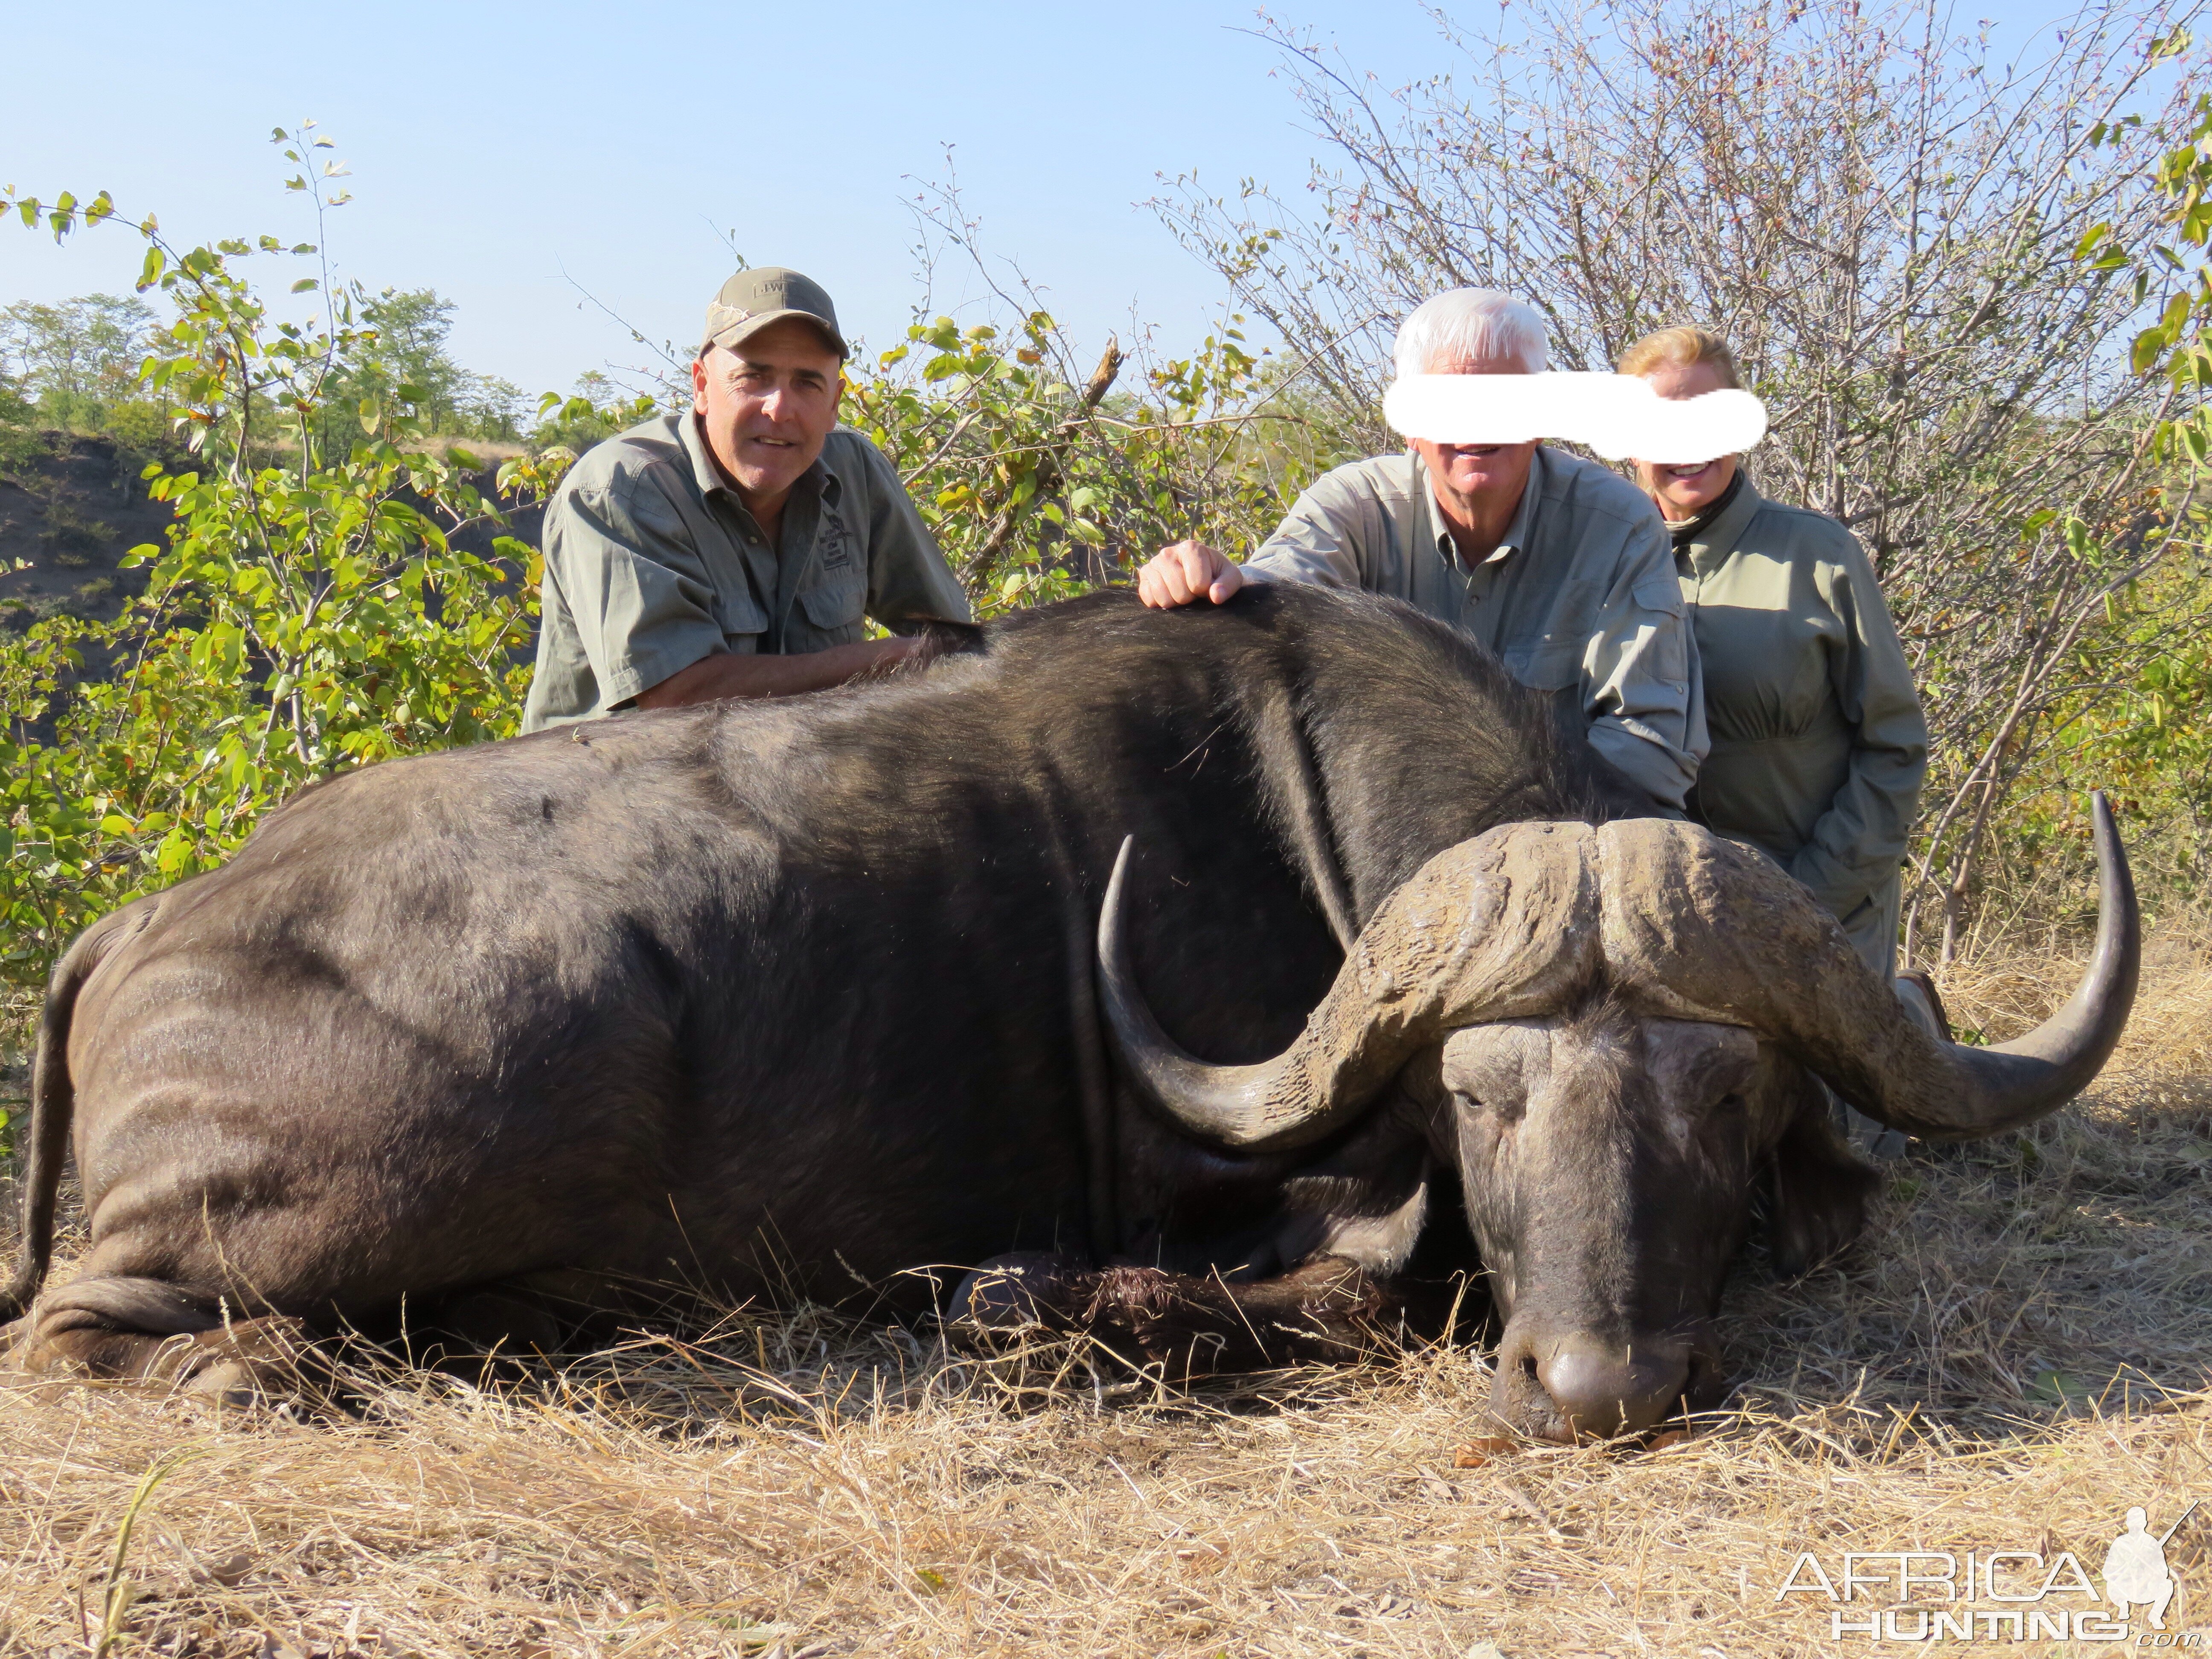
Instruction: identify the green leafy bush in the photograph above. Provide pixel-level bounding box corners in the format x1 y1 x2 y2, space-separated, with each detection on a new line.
0 131 550 989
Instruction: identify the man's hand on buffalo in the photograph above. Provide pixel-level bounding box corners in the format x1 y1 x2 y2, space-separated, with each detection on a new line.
1136 540 1246 609
632 635 920 709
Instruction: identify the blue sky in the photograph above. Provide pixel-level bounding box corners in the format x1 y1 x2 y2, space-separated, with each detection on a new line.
0 1 1462 396
2 1 2107 399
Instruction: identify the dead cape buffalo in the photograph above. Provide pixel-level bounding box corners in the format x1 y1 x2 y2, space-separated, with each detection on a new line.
2 584 2137 1440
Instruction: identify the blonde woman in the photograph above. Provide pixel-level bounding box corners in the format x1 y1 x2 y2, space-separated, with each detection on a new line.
1621 329 1935 1151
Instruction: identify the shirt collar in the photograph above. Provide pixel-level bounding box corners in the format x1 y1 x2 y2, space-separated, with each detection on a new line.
1422 444 1547 570
679 410 842 509
1684 473 1766 575
1665 467 1746 550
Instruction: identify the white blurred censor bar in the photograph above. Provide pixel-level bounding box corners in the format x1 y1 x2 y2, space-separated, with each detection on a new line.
1382 372 1769 464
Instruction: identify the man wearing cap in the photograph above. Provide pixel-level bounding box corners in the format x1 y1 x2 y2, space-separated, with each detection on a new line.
521 268 970 731
1132 288 1705 812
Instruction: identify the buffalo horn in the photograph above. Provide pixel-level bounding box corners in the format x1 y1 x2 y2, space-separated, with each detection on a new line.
1834 791 2138 1138
1604 795 2140 1142
1096 825 1601 1152
1095 837 1340 1150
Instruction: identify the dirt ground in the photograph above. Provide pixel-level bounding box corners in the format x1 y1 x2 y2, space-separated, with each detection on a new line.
2 924 2209 1658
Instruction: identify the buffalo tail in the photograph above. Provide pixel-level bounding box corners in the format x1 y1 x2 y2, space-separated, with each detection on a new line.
1 904 138 1320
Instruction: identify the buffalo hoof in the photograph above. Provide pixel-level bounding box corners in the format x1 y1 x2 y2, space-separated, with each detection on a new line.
23 1314 323 1410
955 1253 1399 1380
179 1356 271 1412
947 1253 1086 1337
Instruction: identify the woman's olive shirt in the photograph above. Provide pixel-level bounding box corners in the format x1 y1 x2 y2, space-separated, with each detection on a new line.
1677 479 1928 975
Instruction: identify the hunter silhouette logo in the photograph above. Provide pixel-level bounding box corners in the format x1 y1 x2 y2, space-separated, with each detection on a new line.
1776 1500 2200 1644
2105 1502 2195 1632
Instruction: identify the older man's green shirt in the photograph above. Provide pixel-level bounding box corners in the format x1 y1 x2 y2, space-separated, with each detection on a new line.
1244 446 1708 810
522 413 970 731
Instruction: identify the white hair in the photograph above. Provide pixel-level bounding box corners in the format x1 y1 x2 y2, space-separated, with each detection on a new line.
1391 289 1549 378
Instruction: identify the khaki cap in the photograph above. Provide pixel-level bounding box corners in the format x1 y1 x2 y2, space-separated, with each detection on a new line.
700 267 847 359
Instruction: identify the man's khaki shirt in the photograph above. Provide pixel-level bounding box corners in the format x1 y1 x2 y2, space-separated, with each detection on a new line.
1244 446 1708 810
1679 479 1927 975
522 413 971 731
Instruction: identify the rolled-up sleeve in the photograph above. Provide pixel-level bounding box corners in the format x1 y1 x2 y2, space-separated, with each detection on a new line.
1787 541 1927 917
854 439 972 629
1582 523 1708 813
1244 471 1377 589
544 480 727 707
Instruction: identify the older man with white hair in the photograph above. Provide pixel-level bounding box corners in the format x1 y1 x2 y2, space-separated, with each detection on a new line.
1135 289 1705 811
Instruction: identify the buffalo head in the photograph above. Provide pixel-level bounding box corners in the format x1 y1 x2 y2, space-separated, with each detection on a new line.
1098 798 2138 1441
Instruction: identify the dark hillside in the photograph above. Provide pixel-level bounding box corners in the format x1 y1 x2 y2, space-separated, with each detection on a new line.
0 431 545 641
0 432 166 632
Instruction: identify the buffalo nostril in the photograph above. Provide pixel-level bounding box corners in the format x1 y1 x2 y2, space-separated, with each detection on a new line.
1536 1337 1692 1439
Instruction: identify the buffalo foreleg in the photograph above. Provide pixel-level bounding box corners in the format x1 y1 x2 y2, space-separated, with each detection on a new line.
952 1253 1402 1380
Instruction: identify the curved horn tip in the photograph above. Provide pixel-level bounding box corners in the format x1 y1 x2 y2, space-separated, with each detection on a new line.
1092 832 1350 1154
1107 834 1135 897
1831 785 2141 1142
1933 784 2142 1135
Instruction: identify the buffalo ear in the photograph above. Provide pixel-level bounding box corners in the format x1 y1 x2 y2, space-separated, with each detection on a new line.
1766 1089 1878 1278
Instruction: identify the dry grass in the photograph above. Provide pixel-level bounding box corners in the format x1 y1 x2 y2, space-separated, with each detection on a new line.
3 924 2211 1658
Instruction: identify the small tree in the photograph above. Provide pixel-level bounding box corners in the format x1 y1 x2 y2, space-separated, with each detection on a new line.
0 126 552 982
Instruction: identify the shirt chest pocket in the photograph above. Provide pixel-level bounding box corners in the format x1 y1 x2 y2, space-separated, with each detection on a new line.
798 530 867 635
1510 638 1585 692
633 489 768 649
700 553 767 647
714 586 768 646
1503 577 1604 693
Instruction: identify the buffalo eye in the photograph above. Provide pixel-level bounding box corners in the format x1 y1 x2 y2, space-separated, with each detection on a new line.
1452 1087 1525 1127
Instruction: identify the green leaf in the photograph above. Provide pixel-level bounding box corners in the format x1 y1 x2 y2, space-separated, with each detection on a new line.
2030 1369 2091 1406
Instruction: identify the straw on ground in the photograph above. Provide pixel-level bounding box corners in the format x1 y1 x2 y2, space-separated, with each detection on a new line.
3 921 2209 1657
